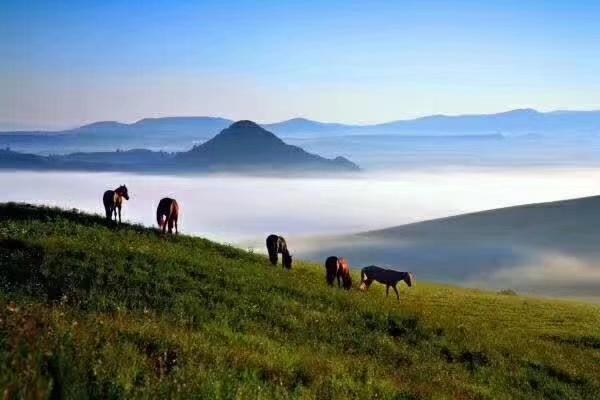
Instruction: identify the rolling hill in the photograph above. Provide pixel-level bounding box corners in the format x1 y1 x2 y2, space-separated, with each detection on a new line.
1 203 599 398
295 195 600 301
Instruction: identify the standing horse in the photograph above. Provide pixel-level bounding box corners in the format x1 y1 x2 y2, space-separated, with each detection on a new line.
156 198 179 234
266 234 292 269
360 265 415 301
325 256 352 289
102 185 129 224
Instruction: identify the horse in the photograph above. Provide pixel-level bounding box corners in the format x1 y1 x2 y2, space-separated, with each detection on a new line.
360 265 415 301
102 185 129 224
266 234 292 269
325 256 352 289
156 198 179 234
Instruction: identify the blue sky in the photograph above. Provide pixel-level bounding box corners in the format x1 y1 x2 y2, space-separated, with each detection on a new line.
1 0 599 129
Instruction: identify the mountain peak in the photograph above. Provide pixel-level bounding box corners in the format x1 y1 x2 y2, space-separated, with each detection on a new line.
78 121 126 130
175 120 359 172
228 120 262 129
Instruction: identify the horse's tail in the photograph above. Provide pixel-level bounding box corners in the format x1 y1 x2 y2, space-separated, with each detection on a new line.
325 256 337 286
266 236 277 265
102 190 112 220
157 207 164 228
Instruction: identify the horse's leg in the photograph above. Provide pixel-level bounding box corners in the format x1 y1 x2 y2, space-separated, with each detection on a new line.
393 285 400 301
118 205 122 224
168 218 173 234
175 217 178 234
386 285 390 297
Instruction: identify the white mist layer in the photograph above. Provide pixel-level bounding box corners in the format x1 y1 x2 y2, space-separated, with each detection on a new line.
5 168 600 243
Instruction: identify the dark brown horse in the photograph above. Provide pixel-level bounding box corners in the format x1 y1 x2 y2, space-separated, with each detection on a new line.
325 256 352 289
157 198 179 234
266 234 292 269
360 265 414 301
102 185 129 224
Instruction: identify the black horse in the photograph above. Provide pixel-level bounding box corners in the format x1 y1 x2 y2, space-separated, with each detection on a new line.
102 185 129 224
325 256 352 289
156 197 180 234
360 265 414 301
266 234 292 269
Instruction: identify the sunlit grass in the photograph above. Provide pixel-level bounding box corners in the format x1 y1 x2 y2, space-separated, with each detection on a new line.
1 202 599 399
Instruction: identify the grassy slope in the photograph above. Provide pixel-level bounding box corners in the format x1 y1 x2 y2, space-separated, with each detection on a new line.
1 203 599 399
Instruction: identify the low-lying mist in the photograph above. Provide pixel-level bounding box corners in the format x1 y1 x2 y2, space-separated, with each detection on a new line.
4 168 600 301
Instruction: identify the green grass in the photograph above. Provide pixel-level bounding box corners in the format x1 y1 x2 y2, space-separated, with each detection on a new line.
1 202 599 399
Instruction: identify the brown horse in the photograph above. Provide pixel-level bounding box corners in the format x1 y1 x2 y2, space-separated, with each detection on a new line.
266 234 292 269
102 185 129 224
157 198 179 234
325 256 352 289
360 265 415 301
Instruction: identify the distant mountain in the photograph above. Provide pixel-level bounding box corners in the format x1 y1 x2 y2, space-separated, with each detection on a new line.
2 109 600 154
295 195 600 300
0 121 359 174
0 117 234 154
175 120 359 172
263 118 352 136
266 109 600 137
370 109 600 136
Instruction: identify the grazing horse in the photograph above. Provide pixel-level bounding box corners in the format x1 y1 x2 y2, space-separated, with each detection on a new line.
360 265 415 301
102 185 129 224
325 256 352 289
266 234 292 269
156 198 179 234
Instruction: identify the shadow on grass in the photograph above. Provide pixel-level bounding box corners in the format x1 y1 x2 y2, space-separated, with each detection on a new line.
521 361 597 400
541 334 600 350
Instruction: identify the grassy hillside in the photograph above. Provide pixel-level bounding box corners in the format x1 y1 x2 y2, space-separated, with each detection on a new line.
295 195 600 301
1 203 599 399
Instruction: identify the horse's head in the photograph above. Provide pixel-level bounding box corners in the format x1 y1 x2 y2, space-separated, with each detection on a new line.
283 253 293 269
404 272 415 287
116 185 130 200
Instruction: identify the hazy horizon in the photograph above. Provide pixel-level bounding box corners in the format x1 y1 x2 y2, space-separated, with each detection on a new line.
3 107 600 132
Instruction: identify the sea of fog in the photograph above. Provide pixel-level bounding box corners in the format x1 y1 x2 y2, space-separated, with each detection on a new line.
3 168 600 243
4 168 600 301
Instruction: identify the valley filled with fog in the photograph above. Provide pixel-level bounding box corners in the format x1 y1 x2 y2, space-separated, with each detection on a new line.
4 167 600 302
3 168 599 241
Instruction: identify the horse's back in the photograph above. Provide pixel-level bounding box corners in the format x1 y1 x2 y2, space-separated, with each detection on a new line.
363 266 405 285
362 265 384 277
